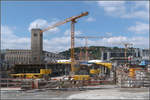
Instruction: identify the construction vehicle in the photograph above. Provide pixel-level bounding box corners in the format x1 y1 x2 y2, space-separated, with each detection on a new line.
10 69 52 79
73 63 91 80
72 61 112 80
95 62 112 69
90 68 101 75
73 36 112 80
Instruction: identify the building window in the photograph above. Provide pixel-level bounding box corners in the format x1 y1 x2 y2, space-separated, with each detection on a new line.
34 57 37 60
34 33 37 36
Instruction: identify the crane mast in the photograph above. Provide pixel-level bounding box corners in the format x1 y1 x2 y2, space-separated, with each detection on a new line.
70 19 76 73
123 43 133 60
111 42 133 62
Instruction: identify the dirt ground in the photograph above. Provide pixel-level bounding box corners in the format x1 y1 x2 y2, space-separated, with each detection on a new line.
1 85 149 99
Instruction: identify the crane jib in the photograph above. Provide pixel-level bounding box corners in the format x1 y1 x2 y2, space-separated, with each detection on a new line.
41 12 89 33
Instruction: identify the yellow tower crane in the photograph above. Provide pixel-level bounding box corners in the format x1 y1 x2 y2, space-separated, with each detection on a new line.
111 42 133 61
123 43 133 60
75 36 110 61
40 12 89 74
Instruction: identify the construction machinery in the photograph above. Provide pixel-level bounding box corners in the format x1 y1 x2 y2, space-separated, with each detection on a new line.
70 36 113 80
10 69 52 79
40 12 89 74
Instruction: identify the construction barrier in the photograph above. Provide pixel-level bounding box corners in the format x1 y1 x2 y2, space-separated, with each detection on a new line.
0 78 23 88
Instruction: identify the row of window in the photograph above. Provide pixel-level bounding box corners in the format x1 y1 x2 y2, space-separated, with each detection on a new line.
45 53 65 59
7 52 31 55
5 56 31 64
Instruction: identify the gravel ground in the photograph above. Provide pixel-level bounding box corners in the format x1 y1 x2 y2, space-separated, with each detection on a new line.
67 85 150 99
1 85 149 99
1 89 79 99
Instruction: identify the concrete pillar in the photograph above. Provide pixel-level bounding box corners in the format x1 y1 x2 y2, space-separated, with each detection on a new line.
101 51 104 60
107 52 110 61
135 49 139 57
139 49 143 57
31 28 43 64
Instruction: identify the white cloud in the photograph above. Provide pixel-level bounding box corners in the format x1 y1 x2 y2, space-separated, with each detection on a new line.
134 1 149 10
97 1 149 20
1 25 83 52
103 36 128 44
98 1 126 16
43 34 87 52
122 10 149 20
1 25 30 49
128 22 149 34
42 29 84 52
86 17 96 22
28 18 60 34
130 36 148 48
105 32 112 36
64 29 82 36
1 25 148 52
64 29 70 36
75 35 148 49
43 36 70 52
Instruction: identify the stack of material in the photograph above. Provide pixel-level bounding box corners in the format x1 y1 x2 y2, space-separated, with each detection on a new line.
116 66 150 88
140 72 150 87
116 65 129 88
21 79 33 89
109 71 115 81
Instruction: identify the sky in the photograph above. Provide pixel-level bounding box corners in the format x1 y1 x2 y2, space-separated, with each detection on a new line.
1 1 149 52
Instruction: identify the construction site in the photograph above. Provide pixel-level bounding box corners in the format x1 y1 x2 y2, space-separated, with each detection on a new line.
1 3 150 99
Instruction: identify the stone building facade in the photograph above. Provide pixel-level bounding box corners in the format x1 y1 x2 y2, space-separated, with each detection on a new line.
5 49 32 65
4 49 66 66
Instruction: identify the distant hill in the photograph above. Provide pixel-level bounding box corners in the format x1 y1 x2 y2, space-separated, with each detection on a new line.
59 46 130 60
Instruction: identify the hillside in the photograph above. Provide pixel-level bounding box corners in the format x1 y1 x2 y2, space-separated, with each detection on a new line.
59 46 129 60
